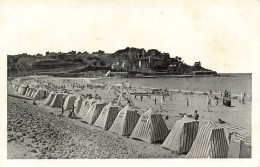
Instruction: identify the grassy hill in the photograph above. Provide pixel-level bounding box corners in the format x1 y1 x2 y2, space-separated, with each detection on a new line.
7 48 217 77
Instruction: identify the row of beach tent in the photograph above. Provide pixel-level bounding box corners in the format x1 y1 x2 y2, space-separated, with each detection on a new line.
12 83 47 100
11 82 251 158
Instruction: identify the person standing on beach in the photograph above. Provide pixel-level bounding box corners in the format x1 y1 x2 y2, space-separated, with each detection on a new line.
68 105 75 118
186 98 189 107
194 110 199 120
141 96 143 101
208 99 212 107
61 106 64 116
154 98 157 105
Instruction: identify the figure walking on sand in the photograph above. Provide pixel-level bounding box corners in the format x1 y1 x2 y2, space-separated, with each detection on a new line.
194 110 199 120
61 105 64 116
186 98 189 107
208 99 212 107
68 104 76 118
140 96 143 101
154 98 157 105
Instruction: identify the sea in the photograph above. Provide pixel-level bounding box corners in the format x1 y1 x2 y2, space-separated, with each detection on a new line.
93 73 252 95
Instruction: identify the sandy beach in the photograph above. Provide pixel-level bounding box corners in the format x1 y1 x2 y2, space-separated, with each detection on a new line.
7 75 251 158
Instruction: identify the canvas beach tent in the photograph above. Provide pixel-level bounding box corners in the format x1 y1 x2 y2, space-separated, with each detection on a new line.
109 104 140 136
63 94 77 110
186 120 229 158
11 83 16 89
44 92 56 106
27 88 35 97
77 98 96 118
25 87 31 97
21 85 28 95
74 96 84 115
228 129 251 158
82 100 106 125
162 115 199 154
17 85 22 94
18 84 27 95
32 89 46 100
14 84 20 92
93 102 119 130
50 93 65 108
30 89 38 98
130 108 169 143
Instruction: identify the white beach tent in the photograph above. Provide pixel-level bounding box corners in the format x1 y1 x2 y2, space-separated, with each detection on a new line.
63 94 77 110
77 98 96 118
227 129 251 158
50 93 65 108
130 108 169 143
186 120 229 158
17 85 22 94
109 105 140 136
82 100 106 125
21 85 28 95
44 92 56 106
74 96 84 115
93 102 119 130
162 115 199 154
18 85 27 95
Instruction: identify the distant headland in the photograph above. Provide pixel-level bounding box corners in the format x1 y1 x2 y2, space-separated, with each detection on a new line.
7 47 217 77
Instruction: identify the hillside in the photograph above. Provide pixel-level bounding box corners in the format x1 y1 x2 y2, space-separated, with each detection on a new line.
7 48 217 77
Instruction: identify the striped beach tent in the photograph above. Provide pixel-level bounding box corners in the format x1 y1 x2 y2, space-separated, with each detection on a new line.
109 105 140 136
30 89 38 98
162 115 199 154
77 98 96 118
94 102 119 130
50 93 64 108
14 84 20 92
74 96 84 115
44 92 56 106
228 129 251 158
186 120 229 158
22 85 28 95
25 87 31 96
130 108 169 143
27 88 35 97
63 94 77 110
32 89 46 100
82 100 106 125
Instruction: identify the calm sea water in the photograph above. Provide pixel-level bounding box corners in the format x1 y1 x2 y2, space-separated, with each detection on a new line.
94 73 252 95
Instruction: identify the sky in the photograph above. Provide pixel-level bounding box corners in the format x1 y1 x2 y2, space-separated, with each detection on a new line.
0 0 260 73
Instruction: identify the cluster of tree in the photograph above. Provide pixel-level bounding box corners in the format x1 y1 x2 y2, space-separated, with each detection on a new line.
7 47 216 77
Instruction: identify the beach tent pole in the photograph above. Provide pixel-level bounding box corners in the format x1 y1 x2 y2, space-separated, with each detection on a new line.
105 85 113 100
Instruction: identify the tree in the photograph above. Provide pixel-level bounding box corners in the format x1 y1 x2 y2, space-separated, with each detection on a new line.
100 60 106 66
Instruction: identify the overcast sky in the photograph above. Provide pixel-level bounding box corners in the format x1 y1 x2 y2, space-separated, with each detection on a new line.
1 0 259 73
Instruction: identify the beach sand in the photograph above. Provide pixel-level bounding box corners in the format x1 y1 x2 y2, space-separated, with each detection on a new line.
7 75 251 158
